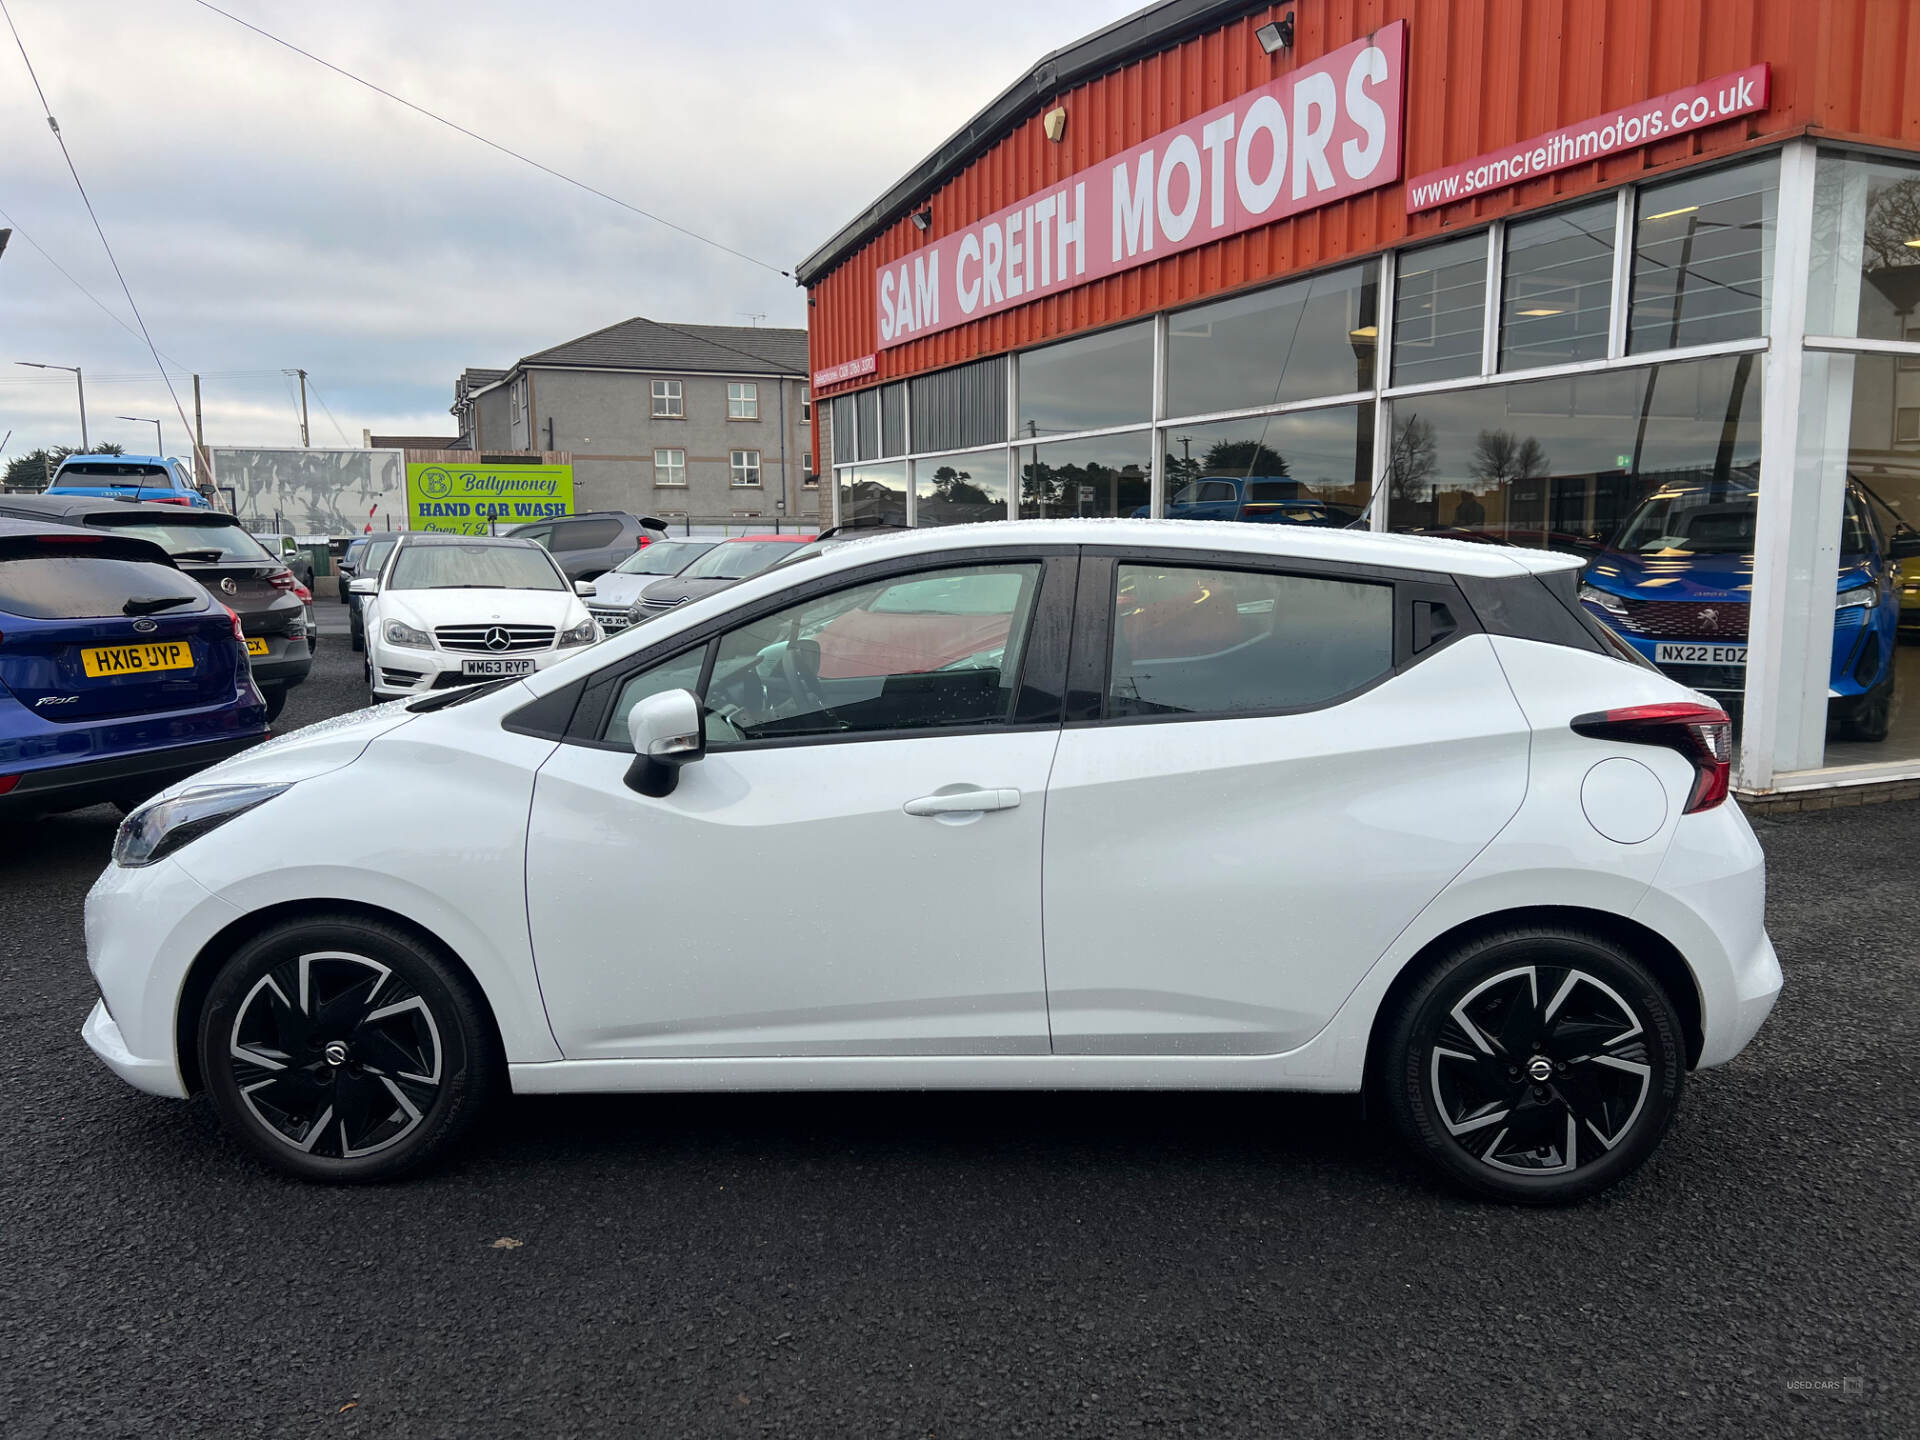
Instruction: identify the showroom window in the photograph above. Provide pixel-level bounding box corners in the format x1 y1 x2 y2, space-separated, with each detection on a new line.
1807 151 1920 341
1163 405 1374 524
1387 352 1762 557
1392 233 1487 386
1500 198 1616 371
839 461 907 527
857 389 881 461
1628 156 1778 352
652 448 686 486
728 382 759 420
1165 263 1379 416
651 379 684 418
1106 564 1394 717
910 357 1007 452
730 450 761 487
881 383 907 457
700 563 1043 743
1018 322 1153 438
916 449 1009 526
1019 433 1152 519
831 395 856 464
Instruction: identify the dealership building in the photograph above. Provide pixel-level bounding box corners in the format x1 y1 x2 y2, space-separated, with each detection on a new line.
797 0 1920 799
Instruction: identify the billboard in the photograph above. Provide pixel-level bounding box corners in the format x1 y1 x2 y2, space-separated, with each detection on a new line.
211 447 405 536
405 461 574 536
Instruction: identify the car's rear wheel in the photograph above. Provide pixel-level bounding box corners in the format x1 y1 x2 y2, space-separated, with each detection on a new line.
197 914 500 1181
1382 927 1685 1205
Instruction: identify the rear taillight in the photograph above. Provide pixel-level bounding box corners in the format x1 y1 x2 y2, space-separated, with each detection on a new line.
292 580 313 603
149 496 193 506
1571 702 1732 814
636 534 652 549
221 604 245 641
0 775 18 796
267 567 298 592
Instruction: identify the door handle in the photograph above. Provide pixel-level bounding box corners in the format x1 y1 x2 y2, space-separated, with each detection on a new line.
903 787 1021 817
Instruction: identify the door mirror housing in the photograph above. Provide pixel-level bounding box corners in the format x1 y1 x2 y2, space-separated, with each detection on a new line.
573 579 597 597
1889 532 1920 561
348 577 378 596
624 688 705 797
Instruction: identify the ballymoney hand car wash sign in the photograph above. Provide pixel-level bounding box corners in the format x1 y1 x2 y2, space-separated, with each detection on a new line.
405 461 574 536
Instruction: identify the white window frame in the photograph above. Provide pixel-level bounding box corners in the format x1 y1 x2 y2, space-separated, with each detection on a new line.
730 449 762 487
652 448 686 487
651 378 684 418
728 381 760 420
800 387 812 423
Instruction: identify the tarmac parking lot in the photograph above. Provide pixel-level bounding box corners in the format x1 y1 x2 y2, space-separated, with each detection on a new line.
1 600 1916 1437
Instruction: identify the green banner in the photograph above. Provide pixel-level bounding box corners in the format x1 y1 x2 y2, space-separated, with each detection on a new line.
405 461 574 536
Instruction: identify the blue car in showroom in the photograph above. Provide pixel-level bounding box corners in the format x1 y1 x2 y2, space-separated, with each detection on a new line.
0 518 267 818
1578 480 1919 742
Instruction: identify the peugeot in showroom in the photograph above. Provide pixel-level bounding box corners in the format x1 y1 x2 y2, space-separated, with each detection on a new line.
84 522 1779 1203
353 533 600 701
1579 479 1920 741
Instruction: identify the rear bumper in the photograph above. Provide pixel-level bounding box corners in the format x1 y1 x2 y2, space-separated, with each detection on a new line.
0 732 265 816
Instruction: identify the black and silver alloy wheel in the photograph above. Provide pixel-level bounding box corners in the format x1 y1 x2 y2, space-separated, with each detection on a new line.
1384 928 1684 1204
199 914 499 1181
228 952 444 1160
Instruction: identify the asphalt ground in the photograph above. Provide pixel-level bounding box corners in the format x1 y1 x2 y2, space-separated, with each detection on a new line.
2 599 1915 1437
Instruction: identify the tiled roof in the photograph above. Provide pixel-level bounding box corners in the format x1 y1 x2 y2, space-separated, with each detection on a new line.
520 318 806 376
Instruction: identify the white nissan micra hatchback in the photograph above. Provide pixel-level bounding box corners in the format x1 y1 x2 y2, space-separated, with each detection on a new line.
83 521 1780 1203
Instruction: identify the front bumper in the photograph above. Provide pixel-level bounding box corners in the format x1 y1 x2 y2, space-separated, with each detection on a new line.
369 642 594 699
82 999 183 1097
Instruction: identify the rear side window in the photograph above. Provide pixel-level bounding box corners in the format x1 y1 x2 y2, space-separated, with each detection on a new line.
553 519 623 550
0 554 206 619
1107 563 1394 717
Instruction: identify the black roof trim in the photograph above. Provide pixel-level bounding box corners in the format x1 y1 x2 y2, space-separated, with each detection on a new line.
794 0 1270 285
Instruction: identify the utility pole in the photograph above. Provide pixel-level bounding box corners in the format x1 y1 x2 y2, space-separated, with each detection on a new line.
193 374 210 491
297 369 310 448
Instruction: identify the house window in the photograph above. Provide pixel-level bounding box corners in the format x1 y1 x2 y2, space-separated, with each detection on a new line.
731 449 762 486
652 379 684 418
801 387 812 423
728 382 759 419
653 448 686 486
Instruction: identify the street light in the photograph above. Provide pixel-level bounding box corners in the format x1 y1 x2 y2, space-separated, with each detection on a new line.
16 361 88 450
117 415 162 454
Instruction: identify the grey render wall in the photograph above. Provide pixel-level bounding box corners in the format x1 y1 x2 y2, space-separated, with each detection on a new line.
529 368 819 523
470 385 514 452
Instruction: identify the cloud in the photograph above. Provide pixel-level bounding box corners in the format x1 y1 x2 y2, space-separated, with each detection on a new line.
1 0 1125 460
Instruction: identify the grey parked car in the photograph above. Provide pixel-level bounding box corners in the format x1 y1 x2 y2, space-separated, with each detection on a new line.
505 511 667 582
632 534 816 621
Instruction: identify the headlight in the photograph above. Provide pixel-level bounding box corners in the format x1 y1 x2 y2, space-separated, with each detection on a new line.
113 783 290 868
558 617 598 646
1578 583 1626 615
384 619 432 648
1836 587 1876 610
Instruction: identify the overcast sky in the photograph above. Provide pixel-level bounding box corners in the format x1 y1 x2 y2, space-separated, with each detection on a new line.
0 0 1126 463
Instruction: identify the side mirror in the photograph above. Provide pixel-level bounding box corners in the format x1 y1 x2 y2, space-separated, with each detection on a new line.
1890 533 1920 561
348 577 377 596
573 579 597 597
623 688 704 797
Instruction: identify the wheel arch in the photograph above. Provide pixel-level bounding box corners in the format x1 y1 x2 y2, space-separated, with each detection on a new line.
173 897 508 1096
1361 904 1706 1098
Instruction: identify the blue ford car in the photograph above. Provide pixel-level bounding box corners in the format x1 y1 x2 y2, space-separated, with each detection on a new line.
0 519 267 818
1578 481 1919 742
46 454 209 508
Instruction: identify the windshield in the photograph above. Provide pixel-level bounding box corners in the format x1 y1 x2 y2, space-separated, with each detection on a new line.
51 462 172 489
386 542 564 591
613 539 715 576
680 540 800 580
1613 490 1759 556
90 517 273 562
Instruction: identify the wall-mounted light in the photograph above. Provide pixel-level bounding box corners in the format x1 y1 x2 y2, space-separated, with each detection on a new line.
1255 12 1294 54
911 208 933 232
1043 106 1068 143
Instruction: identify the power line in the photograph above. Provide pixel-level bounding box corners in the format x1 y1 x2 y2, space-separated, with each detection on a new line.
0 205 192 368
3 0 195 458
301 376 355 445
187 0 792 278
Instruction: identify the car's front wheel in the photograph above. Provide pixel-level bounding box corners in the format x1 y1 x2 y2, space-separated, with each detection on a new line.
197 914 500 1181
1382 927 1685 1204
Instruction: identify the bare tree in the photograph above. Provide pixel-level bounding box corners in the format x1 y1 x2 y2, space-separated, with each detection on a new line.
1388 415 1438 503
1468 429 1549 488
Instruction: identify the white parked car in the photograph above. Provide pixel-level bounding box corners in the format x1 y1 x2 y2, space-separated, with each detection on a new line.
84 520 1780 1202
353 533 600 701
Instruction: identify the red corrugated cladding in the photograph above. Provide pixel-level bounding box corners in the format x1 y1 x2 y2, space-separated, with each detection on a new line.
806 0 1920 469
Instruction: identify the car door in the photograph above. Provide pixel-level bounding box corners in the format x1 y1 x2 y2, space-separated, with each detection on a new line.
524 547 1076 1059
1041 549 1531 1056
